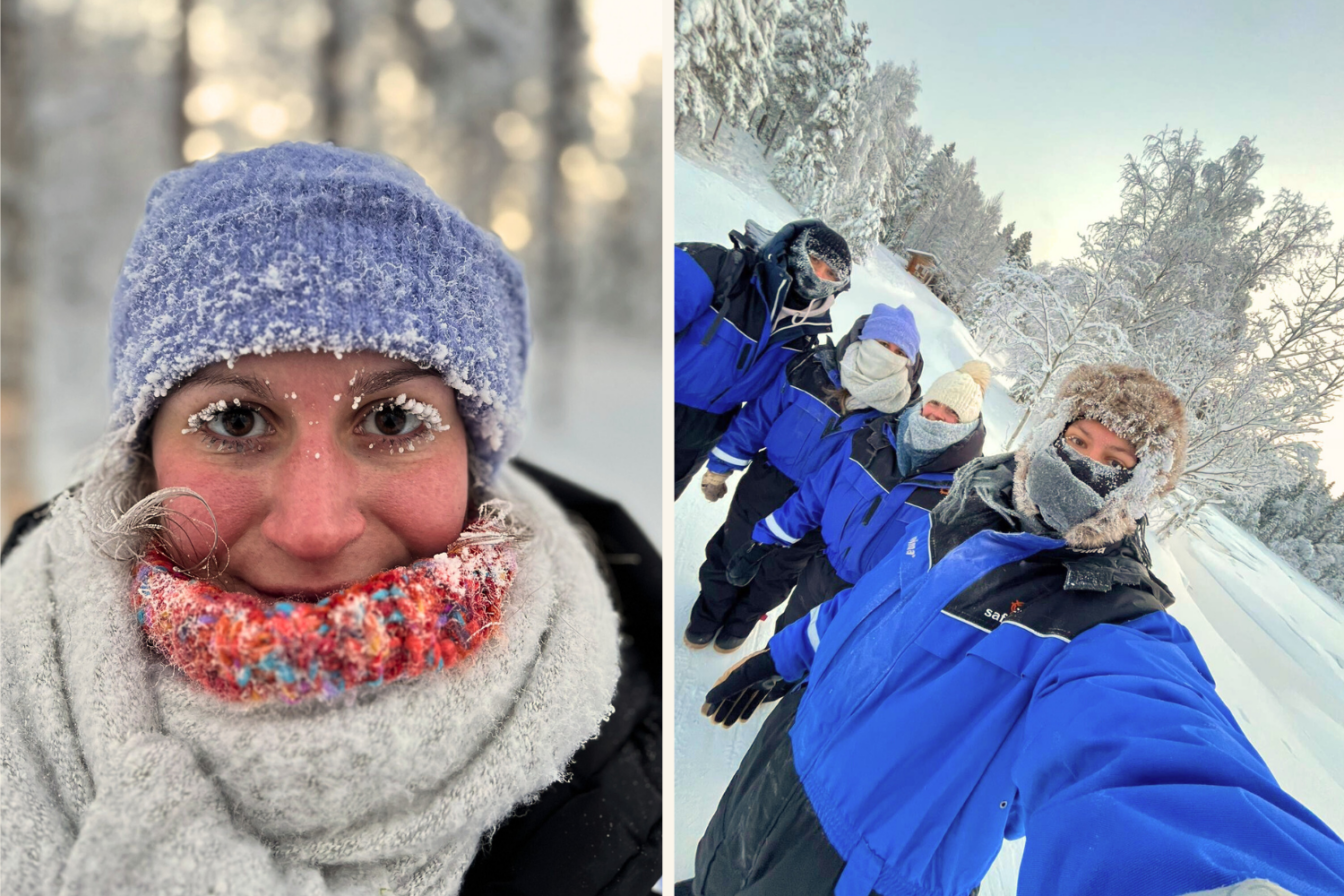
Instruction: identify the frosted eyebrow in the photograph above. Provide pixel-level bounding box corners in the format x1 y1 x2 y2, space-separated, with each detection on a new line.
351 368 442 397
183 372 276 402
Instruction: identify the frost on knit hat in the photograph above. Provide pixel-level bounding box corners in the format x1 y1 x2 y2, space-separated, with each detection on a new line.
925 360 992 423
785 220 852 304
859 303 920 360
108 142 529 481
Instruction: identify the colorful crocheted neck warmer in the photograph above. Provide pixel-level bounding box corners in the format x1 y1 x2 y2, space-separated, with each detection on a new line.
132 519 517 703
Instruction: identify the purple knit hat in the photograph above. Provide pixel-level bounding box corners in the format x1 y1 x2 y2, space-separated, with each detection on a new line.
108 143 530 481
860 303 920 359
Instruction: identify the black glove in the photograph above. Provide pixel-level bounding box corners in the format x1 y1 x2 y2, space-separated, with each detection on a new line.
725 541 777 587
702 650 789 727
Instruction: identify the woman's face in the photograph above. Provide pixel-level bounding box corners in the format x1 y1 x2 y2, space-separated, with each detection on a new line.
1063 418 1138 470
921 400 959 423
149 351 470 600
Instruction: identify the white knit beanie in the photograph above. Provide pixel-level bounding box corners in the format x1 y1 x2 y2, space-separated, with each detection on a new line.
925 360 992 422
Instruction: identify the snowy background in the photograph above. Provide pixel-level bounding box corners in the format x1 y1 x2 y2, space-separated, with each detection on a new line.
672 147 1344 890
0 0 662 541
676 0 1344 603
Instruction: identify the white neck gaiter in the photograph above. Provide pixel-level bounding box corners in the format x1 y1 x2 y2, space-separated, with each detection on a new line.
839 340 912 412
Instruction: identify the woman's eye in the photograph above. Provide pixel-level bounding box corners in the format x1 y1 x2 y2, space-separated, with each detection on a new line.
361 405 421 437
207 408 267 439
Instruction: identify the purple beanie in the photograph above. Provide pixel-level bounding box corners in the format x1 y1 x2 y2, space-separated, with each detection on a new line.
860 303 920 360
108 142 530 481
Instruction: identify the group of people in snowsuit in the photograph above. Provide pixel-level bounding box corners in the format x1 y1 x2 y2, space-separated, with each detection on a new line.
674 220 1344 896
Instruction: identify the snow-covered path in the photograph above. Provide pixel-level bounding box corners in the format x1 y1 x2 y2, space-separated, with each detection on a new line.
672 150 1344 890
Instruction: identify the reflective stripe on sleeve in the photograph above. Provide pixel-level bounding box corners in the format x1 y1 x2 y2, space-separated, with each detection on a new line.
765 513 801 545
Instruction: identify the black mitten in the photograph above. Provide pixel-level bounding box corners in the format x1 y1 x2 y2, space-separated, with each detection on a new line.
702 650 789 727
725 541 777 587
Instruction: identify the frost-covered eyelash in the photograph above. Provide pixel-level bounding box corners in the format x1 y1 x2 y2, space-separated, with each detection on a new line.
182 398 269 453
376 393 450 433
181 398 246 434
361 394 451 454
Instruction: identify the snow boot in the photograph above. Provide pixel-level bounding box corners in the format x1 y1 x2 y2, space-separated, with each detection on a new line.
684 623 720 650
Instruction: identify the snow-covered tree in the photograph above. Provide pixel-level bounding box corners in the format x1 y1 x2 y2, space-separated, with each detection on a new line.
826 60 920 257
877 123 933 245
757 0 831 143
887 141 955 250
1253 234 1344 433
1090 130 1331 340
1063 130 1334 509
1007 228 1033 268
674 0 781 139
970 261 1133 447
769 8 870 214
1239 458 1344 599
897 151 1007 306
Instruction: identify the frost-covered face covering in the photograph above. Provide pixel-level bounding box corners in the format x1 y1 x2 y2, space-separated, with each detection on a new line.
1052 432 1134 497
1024 437 1110 536
109 142 529 485
896 403 979 476
840 340 912 412
133 516 517 703
1012 364 1188 550
784 222 852 310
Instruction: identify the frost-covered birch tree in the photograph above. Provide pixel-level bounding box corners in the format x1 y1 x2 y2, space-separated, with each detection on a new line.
973 129 1337 524
1254 235 1344 431
970 261 1132 447
1085 131 1333 507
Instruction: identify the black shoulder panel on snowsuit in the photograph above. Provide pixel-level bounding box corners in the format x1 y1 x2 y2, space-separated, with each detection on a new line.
785 349 845 415
940 540 1174 642
848 417 961 495
904 485 951 513
927 458 1020 566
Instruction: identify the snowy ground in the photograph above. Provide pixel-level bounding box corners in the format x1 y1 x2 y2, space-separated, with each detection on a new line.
672 147 1344 889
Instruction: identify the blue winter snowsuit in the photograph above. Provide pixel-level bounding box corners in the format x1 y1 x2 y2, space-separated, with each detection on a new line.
674 222 839 498
689 318 921 639
702 316 910 482
754 413 984 629
694 458 1344 896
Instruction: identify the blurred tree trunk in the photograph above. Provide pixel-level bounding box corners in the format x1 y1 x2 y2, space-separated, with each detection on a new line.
320 0 347 144
175 0 194 164
1 0 34 531
538 0 587 422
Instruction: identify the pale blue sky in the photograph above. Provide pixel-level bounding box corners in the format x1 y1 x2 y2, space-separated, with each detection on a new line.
849 0 1343 261
846 0 1344 488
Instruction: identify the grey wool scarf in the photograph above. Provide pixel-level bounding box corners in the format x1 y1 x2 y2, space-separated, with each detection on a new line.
1 464 621 896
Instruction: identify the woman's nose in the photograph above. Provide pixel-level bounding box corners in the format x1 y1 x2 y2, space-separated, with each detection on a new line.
260 440 365 563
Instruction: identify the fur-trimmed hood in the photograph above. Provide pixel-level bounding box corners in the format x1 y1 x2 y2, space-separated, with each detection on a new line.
1012 364 1187 551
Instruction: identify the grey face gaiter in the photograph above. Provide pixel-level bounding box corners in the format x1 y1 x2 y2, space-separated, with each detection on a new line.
1025 438 1107 535
896 405 978 477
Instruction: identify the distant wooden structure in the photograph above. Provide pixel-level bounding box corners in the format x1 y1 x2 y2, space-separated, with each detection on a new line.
905 249 940 284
